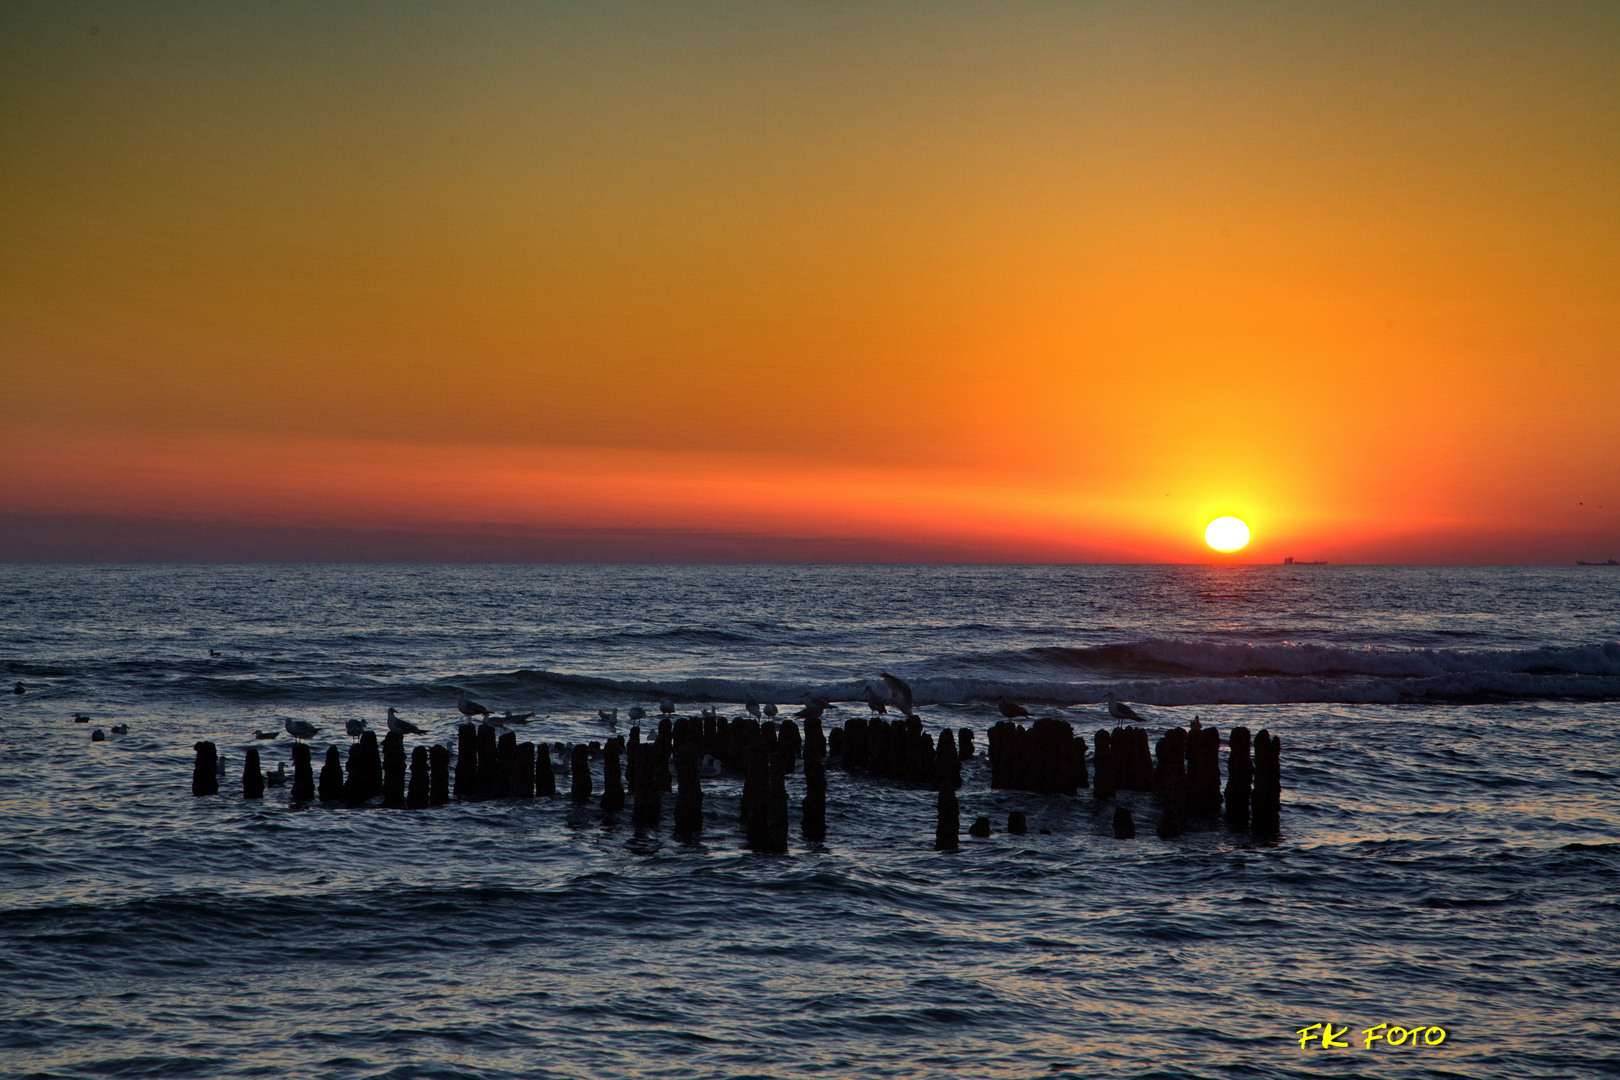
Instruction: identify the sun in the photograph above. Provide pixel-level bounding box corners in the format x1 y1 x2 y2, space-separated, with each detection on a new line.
1204 516 1251 552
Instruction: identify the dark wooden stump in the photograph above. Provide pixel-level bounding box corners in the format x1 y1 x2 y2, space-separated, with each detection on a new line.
842 716 868 769
382 732 407 808
674 742 703 834
1252 729 1281 836
1093 728 1117 800
492 731 517 798
801 744 826 842
936 728 961 789
570 744 592 804
515 742 535 798
291 742 315 802
779 718 801 774
803 714 825 761
1113 806 1135 839
243 747 264 799
1189 725 1222 817
968 815 991 837
476 724 499 798
192 741 219 796
319 745 344 802
764 751 789 853
535 742 557 797
958 727 974 760
454 723 478 801
429 744 450 806
407 745 430 809
935 786 959 851
743 740 769 850
1007 810 1027 835
632 743 661 826
602 736 625 813
1225 726 1252 828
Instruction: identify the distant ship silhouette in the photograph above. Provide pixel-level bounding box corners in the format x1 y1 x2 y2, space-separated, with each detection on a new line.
1575 558 1618 566
1283 556 1327 565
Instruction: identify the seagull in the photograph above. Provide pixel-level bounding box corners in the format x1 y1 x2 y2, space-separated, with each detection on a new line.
762 702 778 719
110 723 128 734
698 754 724 778
254 729 279 740
208 649 221 658
72 713 91 723
386 707 424 735
345 718 369 737
598 708 618 726
265 763 286 787
499 711 534 724
863 686 888 715
794 693 828 722
699 705 718 721
1104 692 1145 722
879 672 914 717
744 694 761 719
457 692 492 719
284 718 321 741
13 682 26 695
996 697 1031 719
660 697 676 716
628 706 647 721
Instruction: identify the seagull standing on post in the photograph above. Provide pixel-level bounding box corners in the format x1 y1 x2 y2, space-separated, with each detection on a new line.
744 694 761 719
879 672 914 717
387 707 424 735
1104 692 1145 722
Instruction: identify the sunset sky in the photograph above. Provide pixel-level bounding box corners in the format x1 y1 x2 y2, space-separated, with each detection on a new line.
3 1 1617 562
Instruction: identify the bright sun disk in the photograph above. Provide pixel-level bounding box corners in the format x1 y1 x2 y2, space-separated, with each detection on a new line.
1205 516 1251 552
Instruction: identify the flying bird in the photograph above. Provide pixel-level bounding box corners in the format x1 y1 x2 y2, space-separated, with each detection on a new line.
879 672 914 717
996 697 1032 719
386 707 424 735
1104 692 1145 722
283 718 320 741
457 692 492 719
345 718 369 737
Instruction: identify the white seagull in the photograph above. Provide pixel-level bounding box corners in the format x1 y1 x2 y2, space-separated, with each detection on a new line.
744 694 762 719
283 718 320 741
1104 692 1145 722
879 672 914 717
698 754 724 778
628 706 647 721
345 718 369 737
457 692 492 719
598 708 618 726
762 702 778 719
660 697 676 716
386 707 424 735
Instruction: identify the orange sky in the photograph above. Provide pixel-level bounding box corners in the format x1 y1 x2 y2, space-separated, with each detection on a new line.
3 2 1618 561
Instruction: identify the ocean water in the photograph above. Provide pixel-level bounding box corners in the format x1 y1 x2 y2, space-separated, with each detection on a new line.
1 563 1617 1080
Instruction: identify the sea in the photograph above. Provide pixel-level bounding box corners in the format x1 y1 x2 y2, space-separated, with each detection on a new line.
1 563 1617 1080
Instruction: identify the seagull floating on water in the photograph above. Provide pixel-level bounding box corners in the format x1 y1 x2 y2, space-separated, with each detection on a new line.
13 682 26 695
879 672 914 717
72 713 91 723
265 763 286 787
996 697 1032 719
283 718 321 741
499 711 534 724
698 754 723 778
254 729 279 740
1104 692 1145 722
386 707 424 735
598 708 618 726
628 706 647 721
110 723 128 734
345 718 369 737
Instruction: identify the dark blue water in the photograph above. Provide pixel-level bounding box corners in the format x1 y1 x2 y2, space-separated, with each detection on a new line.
2 565 1618 1079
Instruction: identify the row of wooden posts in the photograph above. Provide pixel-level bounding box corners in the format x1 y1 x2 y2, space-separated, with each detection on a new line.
190 710 1282 847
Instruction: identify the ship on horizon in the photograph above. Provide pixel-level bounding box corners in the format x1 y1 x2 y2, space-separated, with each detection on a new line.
1283 556 1328 565
1575 558 1618 566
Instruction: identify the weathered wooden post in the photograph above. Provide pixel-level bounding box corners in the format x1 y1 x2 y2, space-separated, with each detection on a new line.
1007 810 1028 835
492 731 517 798
407 745 430 808
674 742 703 835
476 724 499 798
968 815 991 837
843 715 868 769
936 728 960 789
803 713 826 761
319 745 344 802
382 732 407 808
515 742 535 798
454 723 478 801
656 717 674 792
935 785 960 851
1225 726 1252 828
958 727 974 760
1154 727 1187 837
632 743 662 826
801 742 826 842
535 742 557 797
779 718 801 774
243 747 265 799
1252 729 1281 835
602 736 625 813
1189 725 1221 817
429 744 450 806
1093 728 1117 800
192 741 219 796
291 742 315 802
570 744 592 804
743 740 769 850
765 750 789 853
1113 806 1136 839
